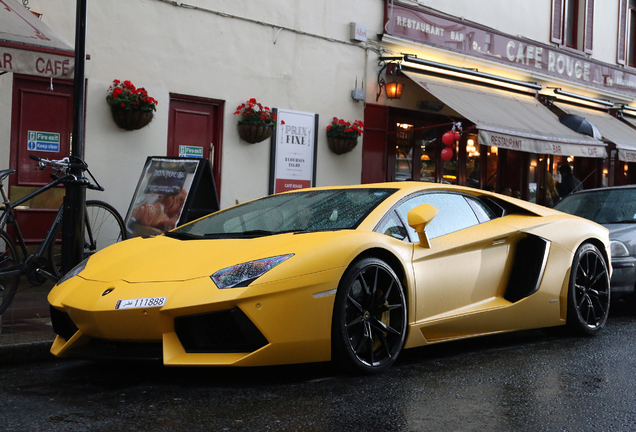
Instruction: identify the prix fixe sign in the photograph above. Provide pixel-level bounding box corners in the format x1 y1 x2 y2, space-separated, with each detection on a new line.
270 109 318 194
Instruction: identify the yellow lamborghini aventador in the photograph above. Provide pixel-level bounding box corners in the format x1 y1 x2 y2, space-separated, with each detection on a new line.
48 182 612 374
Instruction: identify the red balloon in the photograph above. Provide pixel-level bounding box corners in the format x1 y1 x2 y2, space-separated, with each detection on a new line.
454 131 461 141
442 131 455 146
441 147 453 161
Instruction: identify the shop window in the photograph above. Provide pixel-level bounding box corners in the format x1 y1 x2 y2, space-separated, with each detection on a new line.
618 0 636 65
442 141 458 185
466 134 480 188
420 129 437 182
551 0 594 53
485 146 498 191
394 123 414 181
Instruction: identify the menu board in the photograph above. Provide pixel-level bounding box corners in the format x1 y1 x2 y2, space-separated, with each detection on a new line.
125 157 219 238
269 109 318 194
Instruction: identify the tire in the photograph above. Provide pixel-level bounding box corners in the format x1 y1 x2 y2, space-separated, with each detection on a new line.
566 243 611 336
331 257 408 374
0 230 20 315
48 200 127 278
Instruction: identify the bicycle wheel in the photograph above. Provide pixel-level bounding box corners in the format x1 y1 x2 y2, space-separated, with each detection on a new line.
48 200 127 278
0 229 20 315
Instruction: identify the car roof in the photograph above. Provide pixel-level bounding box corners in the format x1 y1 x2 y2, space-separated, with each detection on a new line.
568 184 636 195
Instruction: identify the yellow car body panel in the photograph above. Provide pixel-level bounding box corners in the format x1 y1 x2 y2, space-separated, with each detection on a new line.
48 182 611 368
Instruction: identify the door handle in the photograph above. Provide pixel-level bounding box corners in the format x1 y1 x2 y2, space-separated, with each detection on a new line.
492 237 507 246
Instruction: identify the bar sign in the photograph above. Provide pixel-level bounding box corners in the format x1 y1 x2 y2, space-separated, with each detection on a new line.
27 130 60 153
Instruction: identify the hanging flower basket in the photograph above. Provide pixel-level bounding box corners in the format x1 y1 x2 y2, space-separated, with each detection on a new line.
326 117 364 155
106 79 158 131
110 106 154 131
237 123 273 144
234 98 277 144
327 137 358 155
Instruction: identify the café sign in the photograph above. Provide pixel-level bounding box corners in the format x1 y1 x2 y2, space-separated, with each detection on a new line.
384 1 636 97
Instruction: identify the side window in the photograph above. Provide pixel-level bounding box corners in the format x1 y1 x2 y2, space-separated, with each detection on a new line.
466 196 496 222
396 193 481 240
375 210 409 241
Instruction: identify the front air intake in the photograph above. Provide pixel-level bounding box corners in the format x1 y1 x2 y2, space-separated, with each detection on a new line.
50 306 79 340
174 308 268 353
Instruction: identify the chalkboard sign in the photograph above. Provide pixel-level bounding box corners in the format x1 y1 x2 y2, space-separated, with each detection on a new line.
125 157 219 238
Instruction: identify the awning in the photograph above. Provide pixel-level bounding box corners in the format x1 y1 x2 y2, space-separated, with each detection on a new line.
556 103 636 163
402 71 607 158
0 0 75 78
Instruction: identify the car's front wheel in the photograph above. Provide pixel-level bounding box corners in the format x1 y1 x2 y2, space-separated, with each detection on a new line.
567 243 610 335
331 257 407 374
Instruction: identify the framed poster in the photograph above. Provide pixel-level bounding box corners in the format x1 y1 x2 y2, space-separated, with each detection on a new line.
269 109 318 194
125 157 219 238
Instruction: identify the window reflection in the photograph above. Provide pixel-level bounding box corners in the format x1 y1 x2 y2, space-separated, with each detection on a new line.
395 123 414 181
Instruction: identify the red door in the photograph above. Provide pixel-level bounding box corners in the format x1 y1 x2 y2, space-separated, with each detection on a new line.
167 95 224 200
9 75 74 243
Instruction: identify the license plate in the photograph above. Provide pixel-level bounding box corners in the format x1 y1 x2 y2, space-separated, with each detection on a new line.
115 297 167 310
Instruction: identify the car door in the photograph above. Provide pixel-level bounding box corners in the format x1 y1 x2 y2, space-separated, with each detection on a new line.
397 192 520 342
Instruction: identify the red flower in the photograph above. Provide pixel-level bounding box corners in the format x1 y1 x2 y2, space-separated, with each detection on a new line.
281 120 285 125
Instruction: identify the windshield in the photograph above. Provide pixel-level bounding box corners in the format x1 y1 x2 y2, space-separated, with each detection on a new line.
554 188 636 224
170 188 397 238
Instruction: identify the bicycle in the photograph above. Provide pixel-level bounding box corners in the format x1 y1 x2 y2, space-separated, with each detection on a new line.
0 155 127 314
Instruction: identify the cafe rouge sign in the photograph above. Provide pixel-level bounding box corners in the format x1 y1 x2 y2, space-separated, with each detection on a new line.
385 2 636 97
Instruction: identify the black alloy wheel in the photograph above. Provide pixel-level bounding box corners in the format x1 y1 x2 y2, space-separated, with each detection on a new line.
332 257 407 374
567 243 610 335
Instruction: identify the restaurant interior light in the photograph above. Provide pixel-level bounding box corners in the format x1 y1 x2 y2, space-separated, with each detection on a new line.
386 82 403 99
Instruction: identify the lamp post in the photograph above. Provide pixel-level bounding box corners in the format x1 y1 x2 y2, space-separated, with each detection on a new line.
61 0 88 273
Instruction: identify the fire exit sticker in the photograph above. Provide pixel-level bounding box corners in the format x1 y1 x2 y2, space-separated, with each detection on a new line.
27 131 60 153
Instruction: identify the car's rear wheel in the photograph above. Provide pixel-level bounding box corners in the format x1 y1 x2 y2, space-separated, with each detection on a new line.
566 243 610 335
331 257 407 374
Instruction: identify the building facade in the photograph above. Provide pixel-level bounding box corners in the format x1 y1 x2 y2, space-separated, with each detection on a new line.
364 0 636 206
2 0 636 237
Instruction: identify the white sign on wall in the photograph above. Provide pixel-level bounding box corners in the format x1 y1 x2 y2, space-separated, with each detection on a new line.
270 109 318 194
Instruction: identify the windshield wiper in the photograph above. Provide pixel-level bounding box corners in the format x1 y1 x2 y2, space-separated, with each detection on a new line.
607 219 636 224
164 231 205 240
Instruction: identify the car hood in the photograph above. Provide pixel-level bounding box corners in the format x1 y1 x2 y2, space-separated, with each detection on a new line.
79 234 311 283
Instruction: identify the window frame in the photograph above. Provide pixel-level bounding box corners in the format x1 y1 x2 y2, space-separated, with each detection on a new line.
628 0 636 67
552 0 594 53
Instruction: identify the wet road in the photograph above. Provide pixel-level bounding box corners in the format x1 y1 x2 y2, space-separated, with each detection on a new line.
2 306 636 431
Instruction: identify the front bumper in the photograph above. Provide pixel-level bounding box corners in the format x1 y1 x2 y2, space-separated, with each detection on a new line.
48 269 342 366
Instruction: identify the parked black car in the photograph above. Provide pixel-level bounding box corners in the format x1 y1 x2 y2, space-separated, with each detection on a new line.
555 185 636 305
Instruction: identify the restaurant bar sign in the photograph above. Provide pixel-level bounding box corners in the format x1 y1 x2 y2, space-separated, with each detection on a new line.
479 130 607 159
385 1 636 97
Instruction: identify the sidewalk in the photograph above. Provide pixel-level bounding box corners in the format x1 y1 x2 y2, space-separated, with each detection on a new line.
0 279 56 365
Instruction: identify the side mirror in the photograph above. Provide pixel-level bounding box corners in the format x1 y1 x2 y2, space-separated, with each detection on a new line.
407 203 438 248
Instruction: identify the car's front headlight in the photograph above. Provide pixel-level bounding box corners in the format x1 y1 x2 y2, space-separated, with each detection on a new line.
610 240 630 258
57 258 89 285
211 254 294 289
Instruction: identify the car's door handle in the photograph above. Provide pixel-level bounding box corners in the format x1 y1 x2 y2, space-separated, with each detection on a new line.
492 237 507 246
